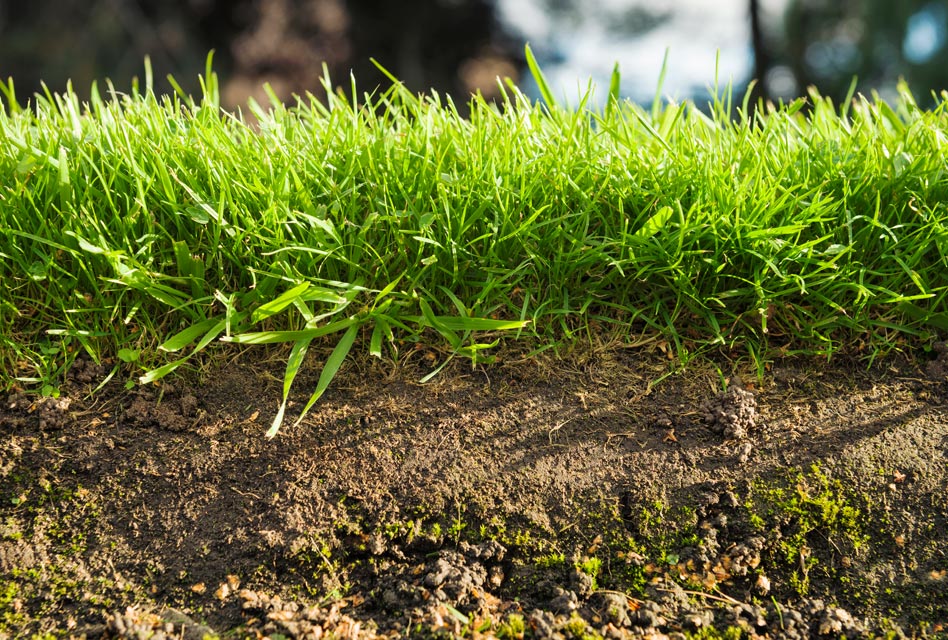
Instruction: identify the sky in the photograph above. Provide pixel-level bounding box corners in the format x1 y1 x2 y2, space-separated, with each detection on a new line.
495 0 948 106
495 0 780 105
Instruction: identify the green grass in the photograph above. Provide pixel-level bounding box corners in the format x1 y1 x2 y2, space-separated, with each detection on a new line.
2 47 948 434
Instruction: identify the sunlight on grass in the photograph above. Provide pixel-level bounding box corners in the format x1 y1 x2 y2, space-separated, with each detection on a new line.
2 48 947 434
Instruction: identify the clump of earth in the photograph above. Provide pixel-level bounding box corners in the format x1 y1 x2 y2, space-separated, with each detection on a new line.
701 383 758 439
1 345 947 638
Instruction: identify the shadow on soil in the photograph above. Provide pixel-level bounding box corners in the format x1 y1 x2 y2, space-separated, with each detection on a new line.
1 346 947 638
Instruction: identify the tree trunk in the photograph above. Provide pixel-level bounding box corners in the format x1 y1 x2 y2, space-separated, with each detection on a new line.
748 0 769 112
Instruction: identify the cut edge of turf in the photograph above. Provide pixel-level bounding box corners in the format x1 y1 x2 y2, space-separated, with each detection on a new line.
2 48 948 434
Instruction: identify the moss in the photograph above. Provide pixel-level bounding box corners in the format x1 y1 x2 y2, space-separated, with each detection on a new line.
447 512 467 541
684 627 744 639
562 612 601 640
630 499 699 556
535 553 567 569
495 613 525 640
0 580 28 632
746 463 868 596
577 556 602 591
2 560 126 633
608 537 649 595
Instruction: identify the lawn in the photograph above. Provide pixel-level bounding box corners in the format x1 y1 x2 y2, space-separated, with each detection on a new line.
3 49 948 433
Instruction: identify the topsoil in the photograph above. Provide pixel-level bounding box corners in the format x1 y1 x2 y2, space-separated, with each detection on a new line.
1 342 948 639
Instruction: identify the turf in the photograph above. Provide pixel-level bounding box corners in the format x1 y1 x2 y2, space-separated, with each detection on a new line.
2 49 947 434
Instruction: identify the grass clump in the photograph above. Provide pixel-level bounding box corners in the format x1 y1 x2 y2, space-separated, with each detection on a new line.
2 47 948 433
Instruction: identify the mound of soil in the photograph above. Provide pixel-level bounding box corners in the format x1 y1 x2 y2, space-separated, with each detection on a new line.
1 346 947 639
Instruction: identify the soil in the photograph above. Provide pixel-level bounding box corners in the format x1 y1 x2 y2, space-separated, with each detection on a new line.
2 342 948 639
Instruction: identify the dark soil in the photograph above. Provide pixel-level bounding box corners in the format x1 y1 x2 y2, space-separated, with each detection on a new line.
2 344 948 639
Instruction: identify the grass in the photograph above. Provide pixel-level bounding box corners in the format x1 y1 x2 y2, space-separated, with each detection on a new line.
2 47 948 434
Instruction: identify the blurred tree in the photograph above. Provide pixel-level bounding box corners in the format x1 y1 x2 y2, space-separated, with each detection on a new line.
779 0 948 104
227 0 519 109
0 0 249 99
0 0 519 110
748 0 769 109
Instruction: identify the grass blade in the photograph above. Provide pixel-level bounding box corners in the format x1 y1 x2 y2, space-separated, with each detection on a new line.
267 337 312 437
369 315 391 358
286 323 359 433
223 317 359 344
158 318 222 352
634 205 675 241
525 43 558 110
606 63 621 118
651 48 670 120
421 316 529 332
250 282 312 324
139 358 188 385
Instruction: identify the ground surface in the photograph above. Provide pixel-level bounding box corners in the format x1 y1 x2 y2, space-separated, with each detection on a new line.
2 343 948 639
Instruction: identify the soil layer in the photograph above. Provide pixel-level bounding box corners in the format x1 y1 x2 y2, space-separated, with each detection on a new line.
2 345 947 639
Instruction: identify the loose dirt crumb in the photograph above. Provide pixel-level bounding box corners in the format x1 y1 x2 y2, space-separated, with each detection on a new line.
67 355 107 386
701 384 757 439
33 395 72 431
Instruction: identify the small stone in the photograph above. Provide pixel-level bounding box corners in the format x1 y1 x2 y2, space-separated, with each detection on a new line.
817 606 854 636
569 566 594 597
368 534 387 555
529 610 557 638
683 610 713 630
738 441 754 463
424 559 452 588
591 592 630 627
755 573 771 594
549 587 579 613
722 491 740 508
489 565 504 588
631 607 661 628
472 539 506 562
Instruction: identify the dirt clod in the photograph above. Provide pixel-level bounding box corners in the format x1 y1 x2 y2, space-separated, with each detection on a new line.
590 591 630 626
33 395 72 431
67 356 107 386
701 384 757 438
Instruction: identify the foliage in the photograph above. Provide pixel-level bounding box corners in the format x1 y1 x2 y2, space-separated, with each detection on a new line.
2 49 948 434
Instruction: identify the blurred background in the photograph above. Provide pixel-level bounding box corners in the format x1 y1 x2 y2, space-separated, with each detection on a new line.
1 0 947 111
